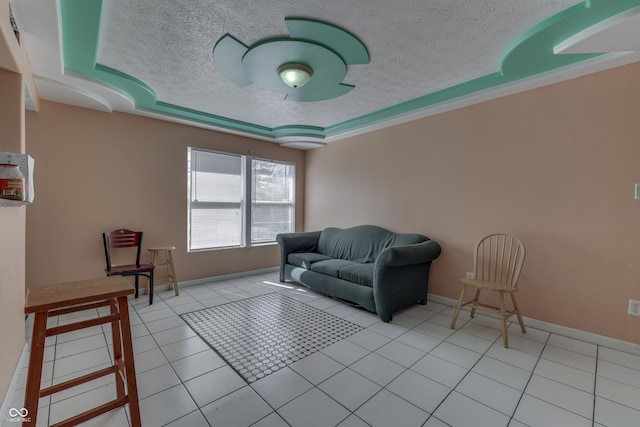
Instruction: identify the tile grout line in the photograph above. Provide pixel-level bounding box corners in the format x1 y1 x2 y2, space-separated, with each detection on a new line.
203 283 299 427
507 331 551 427
591 345 640 418
592 345 599 427
421 315 505 426
158 289 303 427
331 306 452 426
517 332 603 425
278 300 455 427
191 291 363 427
132 293 214 427
47 314 58 427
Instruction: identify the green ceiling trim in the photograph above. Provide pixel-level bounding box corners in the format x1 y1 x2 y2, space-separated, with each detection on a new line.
60 0 640 142
324 72 506 136
62 1 156 107
272 125 326 139
325 0 640 137
499 3 597 77
499 0 640 77
153 101 273 134
60 0 282 139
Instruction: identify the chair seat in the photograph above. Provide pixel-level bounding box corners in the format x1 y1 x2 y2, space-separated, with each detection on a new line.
460 278 520 293
106 264 154 275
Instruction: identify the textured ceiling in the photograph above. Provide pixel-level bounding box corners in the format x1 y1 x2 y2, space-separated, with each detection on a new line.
97 0 577 128
13 0 640 148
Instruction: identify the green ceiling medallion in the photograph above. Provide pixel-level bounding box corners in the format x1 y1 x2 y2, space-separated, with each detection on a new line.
213 18 370 102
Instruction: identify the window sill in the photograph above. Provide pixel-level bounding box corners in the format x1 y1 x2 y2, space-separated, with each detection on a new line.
188 241 278 253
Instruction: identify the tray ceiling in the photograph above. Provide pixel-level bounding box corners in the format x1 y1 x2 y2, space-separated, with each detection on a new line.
12 0 640 149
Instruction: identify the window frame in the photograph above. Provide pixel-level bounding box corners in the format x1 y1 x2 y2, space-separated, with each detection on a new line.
249 156 296 246
187 147 295 252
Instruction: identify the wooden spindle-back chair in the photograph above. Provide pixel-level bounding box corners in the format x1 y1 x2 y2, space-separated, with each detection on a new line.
450 233 526 348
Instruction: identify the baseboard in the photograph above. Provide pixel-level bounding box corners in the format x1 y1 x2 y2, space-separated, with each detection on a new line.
1 343 28 421
179 270 640 355
428 293 640 356
177 266 279 289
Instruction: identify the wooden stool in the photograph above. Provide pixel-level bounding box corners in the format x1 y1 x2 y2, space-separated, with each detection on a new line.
24 276 141 427
147 246 179 296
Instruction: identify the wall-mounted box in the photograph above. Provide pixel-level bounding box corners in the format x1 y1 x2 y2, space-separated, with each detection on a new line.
0 152 34 205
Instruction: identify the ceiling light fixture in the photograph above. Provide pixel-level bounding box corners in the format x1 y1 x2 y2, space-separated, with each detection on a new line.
278 63 313 88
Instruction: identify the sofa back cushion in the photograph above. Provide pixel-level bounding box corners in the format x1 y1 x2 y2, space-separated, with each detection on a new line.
317 225 428 263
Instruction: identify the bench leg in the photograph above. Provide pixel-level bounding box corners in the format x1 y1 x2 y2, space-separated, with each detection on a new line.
117 295 142 427
24 311 48 425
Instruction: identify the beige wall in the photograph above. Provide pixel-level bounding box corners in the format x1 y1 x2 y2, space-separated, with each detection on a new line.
0 69 26 403
306 61 640 344
0 0 33 404
25 101 305 288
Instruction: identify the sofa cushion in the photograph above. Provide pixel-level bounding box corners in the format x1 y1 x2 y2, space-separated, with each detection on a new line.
338 263 375 288
310 259 362 278
317 225 427 263
287 252 333 270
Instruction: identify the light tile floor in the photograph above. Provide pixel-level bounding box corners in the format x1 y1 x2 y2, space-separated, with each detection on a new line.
8 271 640 427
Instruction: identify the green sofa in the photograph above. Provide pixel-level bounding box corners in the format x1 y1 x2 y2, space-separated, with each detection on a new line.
276 225 441 322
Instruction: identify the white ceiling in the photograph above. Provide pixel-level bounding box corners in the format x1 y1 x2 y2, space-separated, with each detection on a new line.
12 0 640 149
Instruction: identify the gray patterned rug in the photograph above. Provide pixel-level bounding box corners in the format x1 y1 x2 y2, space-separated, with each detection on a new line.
181 292 363 383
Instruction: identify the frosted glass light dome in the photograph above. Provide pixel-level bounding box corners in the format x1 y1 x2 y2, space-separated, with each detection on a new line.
278 63 313 88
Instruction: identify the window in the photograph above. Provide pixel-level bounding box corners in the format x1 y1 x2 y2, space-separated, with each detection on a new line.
188 150 243 249
251 159 296 244
188 148 295 251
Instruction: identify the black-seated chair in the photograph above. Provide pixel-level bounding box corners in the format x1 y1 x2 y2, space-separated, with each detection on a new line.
103 229 155 304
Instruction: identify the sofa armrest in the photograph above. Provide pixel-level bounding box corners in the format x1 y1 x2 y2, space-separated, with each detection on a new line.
375 240 441 268
373 240 441 322
276 231 322 254
276 231 322 281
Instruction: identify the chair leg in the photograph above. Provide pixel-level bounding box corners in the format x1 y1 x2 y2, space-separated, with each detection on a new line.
500 292 509 348
470 289 481 318
134 276 139 299
148 270 154 305
117 295 142 427
167 250 179 296
145 251 157 296
450 285 467 329
511 293 526 334
109 299 125 399
24 311 48 424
